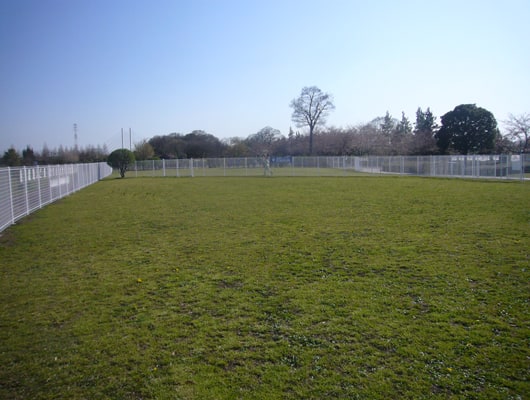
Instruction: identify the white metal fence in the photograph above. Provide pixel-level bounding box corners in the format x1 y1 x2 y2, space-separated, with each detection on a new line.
130 154 529 180
0 162 112 233
354 154 529 179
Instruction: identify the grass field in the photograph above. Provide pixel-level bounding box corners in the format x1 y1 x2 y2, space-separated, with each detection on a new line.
130 166 364 178
0 176 528 399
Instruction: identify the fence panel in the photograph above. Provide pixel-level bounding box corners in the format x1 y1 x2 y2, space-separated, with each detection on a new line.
0 162 112 233
123 154 528 180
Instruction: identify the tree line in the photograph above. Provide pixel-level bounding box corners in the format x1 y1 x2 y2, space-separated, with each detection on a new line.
2 86 528 167
1 144 109 167
129 102 528 162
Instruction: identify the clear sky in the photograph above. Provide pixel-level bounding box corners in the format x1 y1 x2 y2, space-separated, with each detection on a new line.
1 0 529 152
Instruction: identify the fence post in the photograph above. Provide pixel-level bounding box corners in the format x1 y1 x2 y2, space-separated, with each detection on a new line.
48 165 52 201
87 164 90 185
58 166 62 199
519 149 524 182
76 164 80 191
494 156 497 177
37 166 42 208
190 158 194 177
72 164 77 192
7 167 15 225
430 155 434 176
65 166 69 195
23 167 30 216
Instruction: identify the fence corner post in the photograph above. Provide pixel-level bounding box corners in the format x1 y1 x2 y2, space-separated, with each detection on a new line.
7 167 15 225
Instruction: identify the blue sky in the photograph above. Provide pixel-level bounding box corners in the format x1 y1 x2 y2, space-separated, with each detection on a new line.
1 0 529 152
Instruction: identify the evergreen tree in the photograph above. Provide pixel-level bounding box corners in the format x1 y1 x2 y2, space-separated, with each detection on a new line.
412 107 438 154
22 146 36 166
107 149 135 178
396 112 412 136
2 148 22 166
381 111 395 137
436 104 498 154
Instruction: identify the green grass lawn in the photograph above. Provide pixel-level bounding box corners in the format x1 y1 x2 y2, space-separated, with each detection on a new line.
1 176 528 399
130 166 365 177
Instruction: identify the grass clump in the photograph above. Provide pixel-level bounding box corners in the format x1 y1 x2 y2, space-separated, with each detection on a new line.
0 176 528 399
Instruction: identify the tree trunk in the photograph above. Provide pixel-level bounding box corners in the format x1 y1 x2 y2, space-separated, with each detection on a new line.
309 125 314 155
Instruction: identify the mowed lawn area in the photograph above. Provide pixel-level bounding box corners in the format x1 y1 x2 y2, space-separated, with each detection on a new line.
0 176 528 399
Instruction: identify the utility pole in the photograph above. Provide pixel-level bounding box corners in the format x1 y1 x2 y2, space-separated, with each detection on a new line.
129 128 132 152
121 128 124 149
73 123 78 152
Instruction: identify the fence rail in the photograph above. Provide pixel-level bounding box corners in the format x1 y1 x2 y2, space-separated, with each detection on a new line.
130 154 529 180
0 162 112 233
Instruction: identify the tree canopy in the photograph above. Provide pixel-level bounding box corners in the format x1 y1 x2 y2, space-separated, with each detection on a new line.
504 113 530 153
2 148 22 166
148 131 225 159
412 107 437 155
245 126 283 156
107 148 135 178
134 139 155 161
436 104 498 154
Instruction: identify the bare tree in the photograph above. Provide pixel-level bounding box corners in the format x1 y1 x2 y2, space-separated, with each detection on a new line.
134 139 155 160
317 126 353 155
222 137 251 157
504 113 530 153
290 86 335 155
